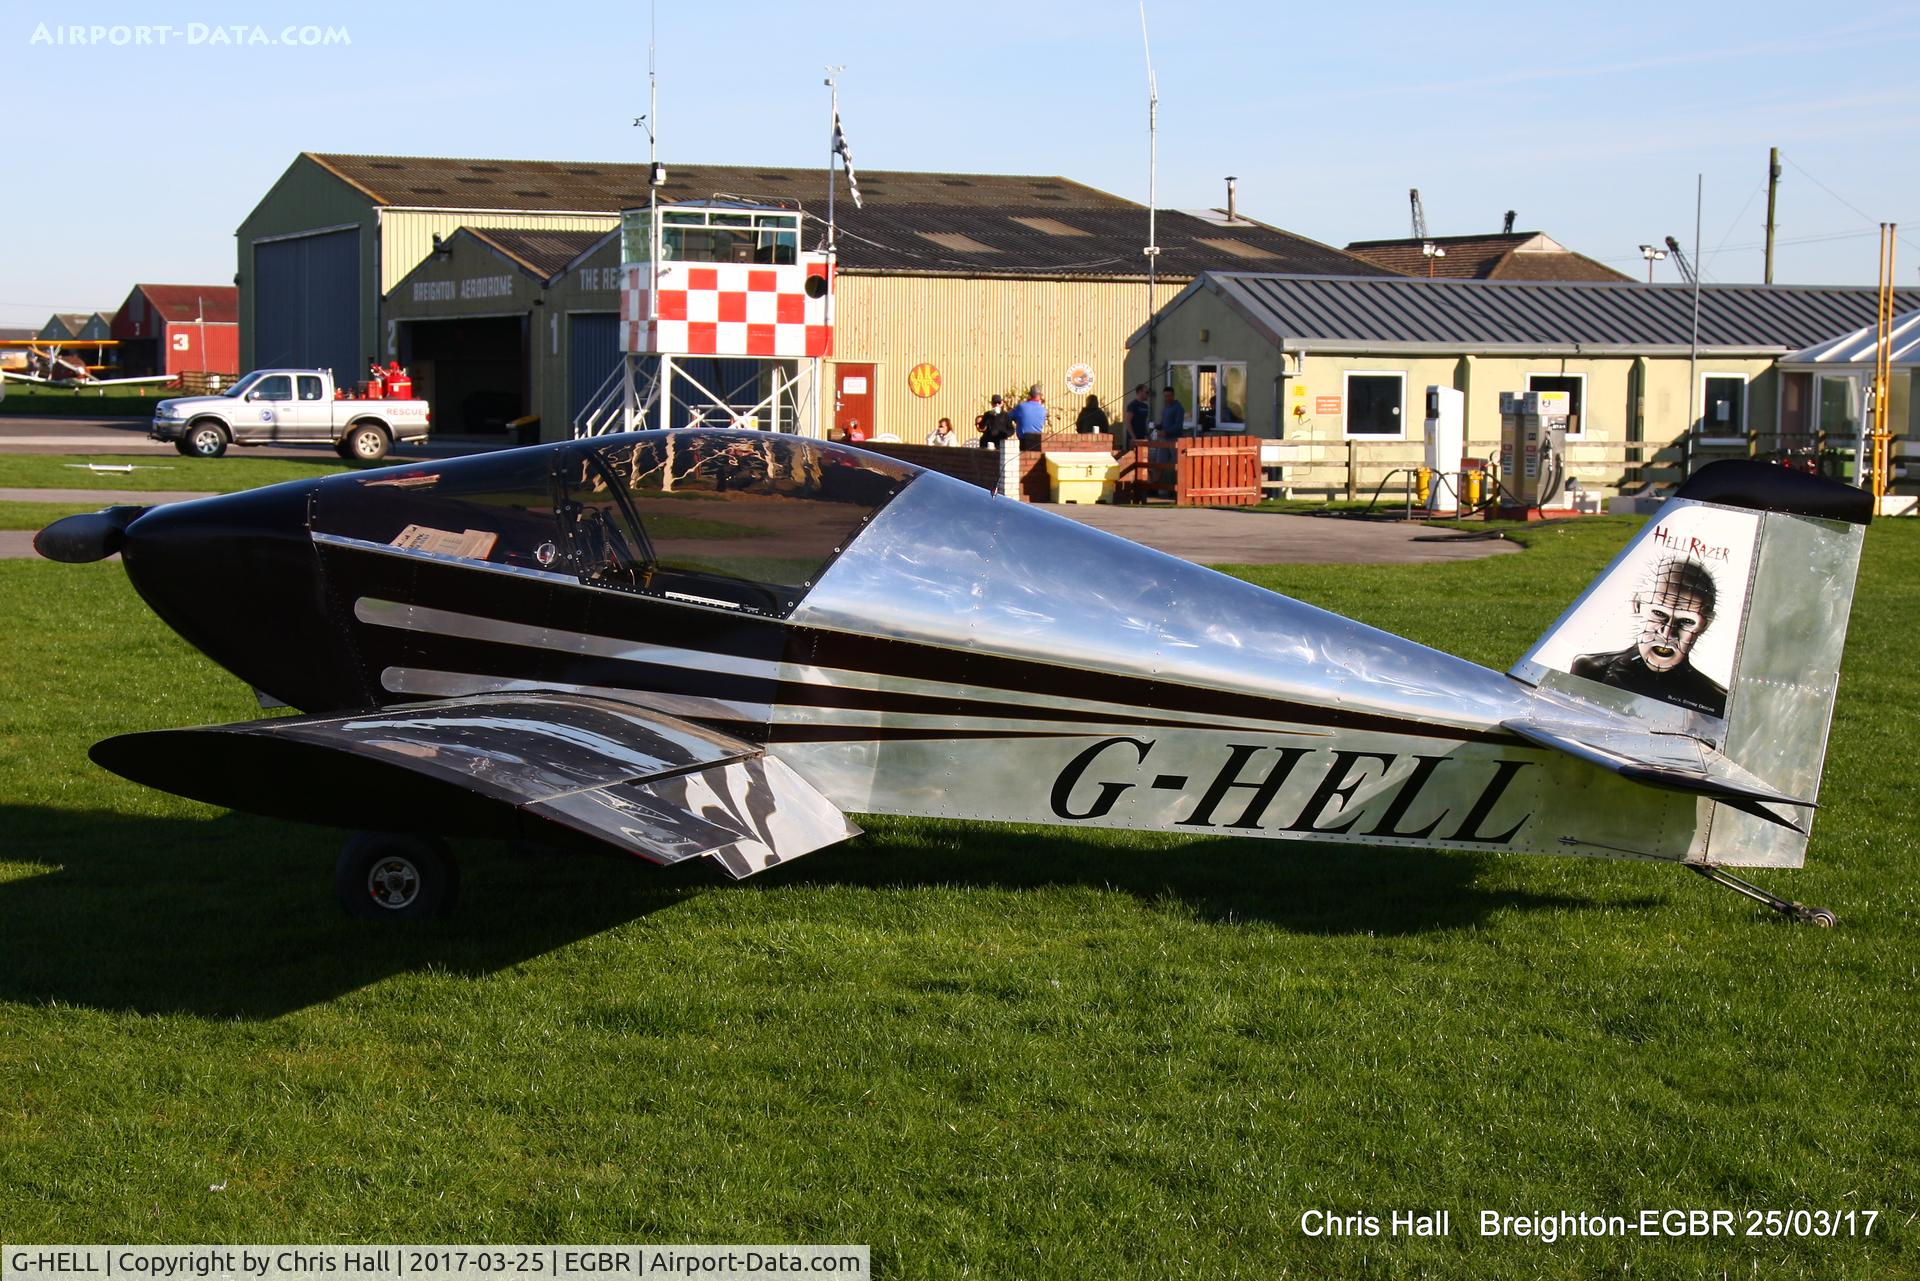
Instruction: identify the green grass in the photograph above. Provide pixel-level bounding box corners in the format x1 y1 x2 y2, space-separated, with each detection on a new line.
0 453 357 492
0 516 1915 1276
0 383 178 416
0 501 106 530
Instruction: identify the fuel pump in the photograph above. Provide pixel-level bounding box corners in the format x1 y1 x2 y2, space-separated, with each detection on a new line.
1423 386 1464 514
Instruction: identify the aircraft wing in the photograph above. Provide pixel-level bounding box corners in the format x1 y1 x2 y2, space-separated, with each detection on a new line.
75 374 176 387
1503 715 1811 827
90 692 858 878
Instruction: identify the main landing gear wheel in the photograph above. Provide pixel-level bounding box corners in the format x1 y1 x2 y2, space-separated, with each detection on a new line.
183 422 229 458
335 832 459 920
1688 863 1836 927
344 423 391 463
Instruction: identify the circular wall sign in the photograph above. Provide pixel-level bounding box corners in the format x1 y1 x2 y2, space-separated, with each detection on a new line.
907 362 942 398
1065 364 1095 395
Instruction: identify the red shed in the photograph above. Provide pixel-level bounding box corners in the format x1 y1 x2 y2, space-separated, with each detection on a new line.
111 284 240 377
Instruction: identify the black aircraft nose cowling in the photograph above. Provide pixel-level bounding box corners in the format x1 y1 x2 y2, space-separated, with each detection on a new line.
119 480 369 712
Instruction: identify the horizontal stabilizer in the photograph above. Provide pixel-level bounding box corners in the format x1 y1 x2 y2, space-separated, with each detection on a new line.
91 691 858 878
1504 717 1813 817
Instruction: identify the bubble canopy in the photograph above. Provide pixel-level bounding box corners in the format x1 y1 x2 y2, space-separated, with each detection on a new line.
312 431 918 617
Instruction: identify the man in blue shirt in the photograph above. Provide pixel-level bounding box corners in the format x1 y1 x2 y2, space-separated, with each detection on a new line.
1011 385 1048 450
1159 387 1186 439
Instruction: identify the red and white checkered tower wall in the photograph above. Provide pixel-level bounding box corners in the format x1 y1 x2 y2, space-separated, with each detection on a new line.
619 202 832 359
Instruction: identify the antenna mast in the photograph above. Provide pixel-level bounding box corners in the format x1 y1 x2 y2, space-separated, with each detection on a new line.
1140 1 1161 394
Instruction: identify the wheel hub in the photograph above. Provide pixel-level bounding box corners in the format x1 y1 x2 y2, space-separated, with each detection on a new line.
367 856 421 909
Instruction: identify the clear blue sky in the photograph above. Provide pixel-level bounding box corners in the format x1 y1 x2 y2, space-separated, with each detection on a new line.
6 0 1918 327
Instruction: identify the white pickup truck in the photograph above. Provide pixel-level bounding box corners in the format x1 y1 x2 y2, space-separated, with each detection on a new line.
149 368 430 461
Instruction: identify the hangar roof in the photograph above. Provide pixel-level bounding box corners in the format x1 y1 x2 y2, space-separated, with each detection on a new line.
1344 232 1632 283
306 152 1140 212
125 285 238 324
304 152 1389 280
1133 273 1920 355
464 228 612 280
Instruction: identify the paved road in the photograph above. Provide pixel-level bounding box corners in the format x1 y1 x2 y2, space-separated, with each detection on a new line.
1043 502 1517 564
0 414 487 460
2 420 1517 565
7 485 1517 566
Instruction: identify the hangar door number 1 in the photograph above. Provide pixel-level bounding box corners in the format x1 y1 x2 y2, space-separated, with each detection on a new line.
835 363 875 438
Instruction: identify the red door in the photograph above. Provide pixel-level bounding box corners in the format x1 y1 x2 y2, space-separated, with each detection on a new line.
834 363 875 440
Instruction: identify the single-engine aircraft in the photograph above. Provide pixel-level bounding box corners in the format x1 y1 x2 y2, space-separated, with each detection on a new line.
34 431 1868 923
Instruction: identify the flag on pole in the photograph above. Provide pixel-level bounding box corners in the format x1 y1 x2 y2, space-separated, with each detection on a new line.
832 110 862 210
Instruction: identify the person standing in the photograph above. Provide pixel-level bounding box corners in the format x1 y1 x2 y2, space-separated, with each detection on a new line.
1122 383 1152 451
926 417 958 446
1074 394 1110 435
1012 384 1048 451
1159 387 1186 440
976 394 1014 448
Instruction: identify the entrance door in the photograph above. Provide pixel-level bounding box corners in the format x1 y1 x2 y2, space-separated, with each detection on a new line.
834 363 875 440
1780 371 1812 439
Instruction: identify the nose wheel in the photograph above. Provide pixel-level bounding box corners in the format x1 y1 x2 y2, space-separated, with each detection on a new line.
335 832 459 920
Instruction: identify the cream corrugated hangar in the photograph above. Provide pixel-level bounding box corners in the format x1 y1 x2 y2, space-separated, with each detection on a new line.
237 153 1392 441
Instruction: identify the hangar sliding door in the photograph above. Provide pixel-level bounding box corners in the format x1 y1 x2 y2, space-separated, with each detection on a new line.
568 313 620 425
253 228 359 382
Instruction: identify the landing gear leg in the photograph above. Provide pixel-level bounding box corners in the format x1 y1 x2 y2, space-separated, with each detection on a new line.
1688 862 1836 927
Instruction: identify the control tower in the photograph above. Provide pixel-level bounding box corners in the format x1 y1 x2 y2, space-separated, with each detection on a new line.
580 199 835 436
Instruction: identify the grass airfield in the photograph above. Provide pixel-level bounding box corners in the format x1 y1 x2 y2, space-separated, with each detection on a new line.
1 508 1914 1278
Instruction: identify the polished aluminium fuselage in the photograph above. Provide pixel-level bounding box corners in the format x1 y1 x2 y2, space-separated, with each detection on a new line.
266 463 1702 868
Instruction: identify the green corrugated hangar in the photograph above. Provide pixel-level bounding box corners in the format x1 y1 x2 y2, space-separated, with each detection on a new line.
236 152 1391 441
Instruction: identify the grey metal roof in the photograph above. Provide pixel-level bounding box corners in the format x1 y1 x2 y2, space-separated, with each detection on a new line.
306 152 1139 213
301 152 1388 282
1137 272 1920 355
1779 308 1920 368
465 228 611 280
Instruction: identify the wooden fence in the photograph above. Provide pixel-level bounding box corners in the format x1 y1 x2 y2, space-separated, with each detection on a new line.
1122 435 1263 506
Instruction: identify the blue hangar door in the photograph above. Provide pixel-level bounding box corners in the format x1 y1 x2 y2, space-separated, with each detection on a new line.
253 228 359 382
568 313 620 427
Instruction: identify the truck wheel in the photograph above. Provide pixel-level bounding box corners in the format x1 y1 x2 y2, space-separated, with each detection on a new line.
345 423 390 463
335 832 459 920
173 439 197 457
184 421 229 458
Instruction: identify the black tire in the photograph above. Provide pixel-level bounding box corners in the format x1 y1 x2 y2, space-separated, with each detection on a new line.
333 438 356 460
334 832 459 920
173 438 196 457
344 422 390 463
183 421 229 458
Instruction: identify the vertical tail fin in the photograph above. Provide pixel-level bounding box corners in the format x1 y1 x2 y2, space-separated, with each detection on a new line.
1510 461 1870 866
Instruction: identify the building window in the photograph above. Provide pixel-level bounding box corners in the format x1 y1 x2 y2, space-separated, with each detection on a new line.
1701 374 1749 438
1169 362 1246 430
1343 372 1404 438
1527 373 1587 438
1814 374 1858 439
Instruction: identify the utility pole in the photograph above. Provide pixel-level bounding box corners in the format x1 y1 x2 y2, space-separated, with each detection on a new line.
1764 146 1781 284
1140 2 1160 396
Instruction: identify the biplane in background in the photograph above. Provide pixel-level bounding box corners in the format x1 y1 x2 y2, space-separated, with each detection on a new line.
0 340 174 389
34 431 1869 926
